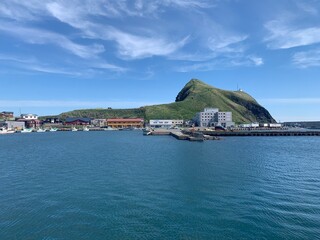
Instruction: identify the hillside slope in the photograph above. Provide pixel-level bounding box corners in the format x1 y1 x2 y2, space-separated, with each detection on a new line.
57 79 275 123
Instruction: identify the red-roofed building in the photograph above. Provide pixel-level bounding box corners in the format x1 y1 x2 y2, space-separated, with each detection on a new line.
107 118 144 129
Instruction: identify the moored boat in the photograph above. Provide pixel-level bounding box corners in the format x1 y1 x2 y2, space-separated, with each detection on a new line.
21 128 33 133
0 127 14 134
71 127 78 132
36 128 47 133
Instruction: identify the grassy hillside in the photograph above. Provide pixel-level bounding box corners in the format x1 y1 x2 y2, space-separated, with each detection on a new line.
56 79 275 123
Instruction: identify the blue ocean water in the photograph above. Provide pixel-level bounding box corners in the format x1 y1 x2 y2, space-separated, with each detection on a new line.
0 131 319 239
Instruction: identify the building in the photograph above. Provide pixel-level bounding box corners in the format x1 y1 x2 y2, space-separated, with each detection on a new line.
239 123 260 128
195 108 219 127
194 108 234 127
65 118 91 125
17 113 41 128
0 111 15 121
91 119 107 127
149 119 184 128
107 118 144 129
21 113 38 120
0 121 25 130
43 117 62 124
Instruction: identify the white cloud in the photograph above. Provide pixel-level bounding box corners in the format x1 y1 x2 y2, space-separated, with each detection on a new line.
106 28 190 59
249 56 264 66
45 2 190 59
292 48 320 68
175 55 263 72
0 22 104 59
0 54 126 75
208 35 248 53
265 19 320 49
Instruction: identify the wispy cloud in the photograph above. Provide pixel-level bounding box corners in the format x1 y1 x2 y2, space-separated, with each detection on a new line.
106 28 190 59
46 2 190 59
175 55 263 72
0 54 126 75
208 35 248 53
264 19 320 49
292 48 320 68
0 21 104 59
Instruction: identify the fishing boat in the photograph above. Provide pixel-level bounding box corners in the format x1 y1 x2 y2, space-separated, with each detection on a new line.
104 126 117 131
71 127 78 132
21 128 33 133
36 128 47 133
49 127 58 132
83 126 89 131
0 127 14 134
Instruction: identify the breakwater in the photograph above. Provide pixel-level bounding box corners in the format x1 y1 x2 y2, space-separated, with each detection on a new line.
146 129 320 141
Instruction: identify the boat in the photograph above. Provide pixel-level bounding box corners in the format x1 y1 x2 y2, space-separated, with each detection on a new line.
36 128 47 133
49 127 58 132
0 127 14 134
71 127 78 132
21 128 33 133
104 126 117 131
83 126 90 131
142 127 153 135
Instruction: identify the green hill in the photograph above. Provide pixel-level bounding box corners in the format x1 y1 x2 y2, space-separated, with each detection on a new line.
57 79 275 124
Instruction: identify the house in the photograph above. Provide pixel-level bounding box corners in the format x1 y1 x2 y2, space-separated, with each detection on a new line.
0 111 15 121
17 113 41 128
65 118 91 125
107 118 144 129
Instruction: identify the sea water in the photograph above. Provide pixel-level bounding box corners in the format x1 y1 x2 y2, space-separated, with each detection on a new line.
0 131 319 239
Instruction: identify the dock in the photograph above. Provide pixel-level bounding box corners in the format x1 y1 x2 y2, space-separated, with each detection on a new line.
145 128 320 142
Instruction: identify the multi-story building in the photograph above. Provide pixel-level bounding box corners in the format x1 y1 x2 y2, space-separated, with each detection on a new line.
107 118 144 129
194 108 234 127
195 108 219 127
149 119 184 128
0 111 15 121
18 113 41 128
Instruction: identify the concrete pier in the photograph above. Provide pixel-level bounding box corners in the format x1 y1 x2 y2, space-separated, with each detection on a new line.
201 130 320 137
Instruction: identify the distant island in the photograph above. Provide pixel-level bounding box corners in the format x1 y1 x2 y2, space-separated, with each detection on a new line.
47 79 275 124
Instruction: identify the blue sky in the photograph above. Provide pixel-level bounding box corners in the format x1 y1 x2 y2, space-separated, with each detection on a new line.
0 0 320 121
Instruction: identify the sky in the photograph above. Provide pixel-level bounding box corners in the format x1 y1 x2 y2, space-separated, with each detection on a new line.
0 0 320 122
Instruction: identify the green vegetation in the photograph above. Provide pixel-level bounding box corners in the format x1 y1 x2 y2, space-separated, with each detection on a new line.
55 79 275 123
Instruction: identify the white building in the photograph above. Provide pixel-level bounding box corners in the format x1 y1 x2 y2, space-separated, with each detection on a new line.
239 122 259 128
195 108 234 127
195 108 219 127
149 120 184 128
21 114 38 120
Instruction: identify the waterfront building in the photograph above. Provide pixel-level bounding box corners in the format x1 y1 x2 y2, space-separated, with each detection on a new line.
17 113 41 128
65 118 91 125
0 121 25 130
149 119 184 128
91 119 107 127
107 118 144 129
0 111 15 121
21 113 38 120
194 108 234 127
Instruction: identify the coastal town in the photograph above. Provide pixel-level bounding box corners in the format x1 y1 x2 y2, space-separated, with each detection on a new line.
1 109 319 140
